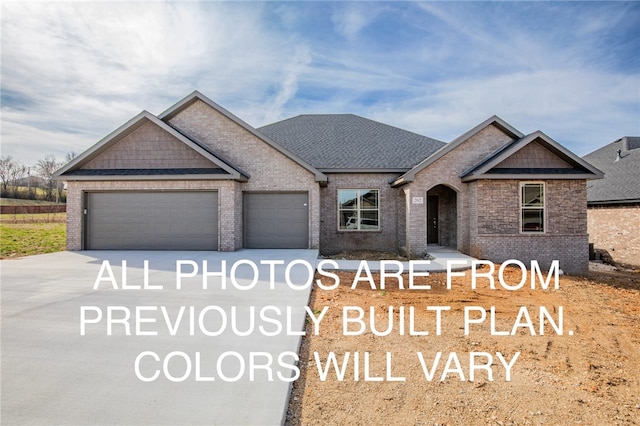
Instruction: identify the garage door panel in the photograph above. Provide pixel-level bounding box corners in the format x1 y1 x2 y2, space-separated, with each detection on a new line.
244 193 309 249
87 192 218 250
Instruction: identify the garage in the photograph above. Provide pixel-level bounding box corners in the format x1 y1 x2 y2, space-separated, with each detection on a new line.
244 192 309 249
85 191 218 250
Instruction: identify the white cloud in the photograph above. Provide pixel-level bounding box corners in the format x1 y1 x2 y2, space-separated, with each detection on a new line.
367 69 639 155
0 1 316 163
331 3 386 41
261 44 312 124
1 1 637 165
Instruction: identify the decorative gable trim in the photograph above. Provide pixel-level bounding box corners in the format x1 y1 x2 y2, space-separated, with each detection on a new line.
391 115 523 187
54 111 248 181
159 91 328 182
460 131 604 182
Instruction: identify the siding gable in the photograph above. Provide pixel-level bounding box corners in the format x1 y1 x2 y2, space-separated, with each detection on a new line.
461 131 603 182
82 120 216 170
493 141 573 169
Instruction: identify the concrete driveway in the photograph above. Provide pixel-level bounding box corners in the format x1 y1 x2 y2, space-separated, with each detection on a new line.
1 249 318 425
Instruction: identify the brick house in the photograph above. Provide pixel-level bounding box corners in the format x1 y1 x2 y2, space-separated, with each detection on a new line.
55 91 602 273
583 137 640 268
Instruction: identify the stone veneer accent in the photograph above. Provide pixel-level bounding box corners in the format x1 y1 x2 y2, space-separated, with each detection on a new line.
83 120 214 170
588 204 640 268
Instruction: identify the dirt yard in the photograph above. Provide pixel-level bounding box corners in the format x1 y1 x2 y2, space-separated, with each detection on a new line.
286 261 640 425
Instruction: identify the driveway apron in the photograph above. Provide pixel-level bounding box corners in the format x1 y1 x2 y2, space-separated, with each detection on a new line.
1 249 318 425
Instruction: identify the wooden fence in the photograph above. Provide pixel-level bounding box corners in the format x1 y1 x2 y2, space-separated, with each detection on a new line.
1 205 66 214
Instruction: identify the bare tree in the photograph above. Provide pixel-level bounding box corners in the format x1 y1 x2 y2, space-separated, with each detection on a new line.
36 155 63 202
0 155 26 198
0 155 14 196
9 163 27 198
64 151 77 163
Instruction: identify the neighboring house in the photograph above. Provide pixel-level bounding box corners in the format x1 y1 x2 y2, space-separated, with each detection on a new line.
54 91 603 273
583 137 640 268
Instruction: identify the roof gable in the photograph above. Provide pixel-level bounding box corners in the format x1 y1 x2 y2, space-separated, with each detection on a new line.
160 91 327 182
583 136 640 204
258 114 445 171
461 131 604 182
54 111 248 181
392 115 523 186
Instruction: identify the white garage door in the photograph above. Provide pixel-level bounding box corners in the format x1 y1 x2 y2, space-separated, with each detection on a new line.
86 191 218 250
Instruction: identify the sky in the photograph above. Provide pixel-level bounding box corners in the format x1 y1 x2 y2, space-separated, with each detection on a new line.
1 1 639 166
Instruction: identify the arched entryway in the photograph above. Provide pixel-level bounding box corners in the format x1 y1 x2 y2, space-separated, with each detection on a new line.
426 184 458 247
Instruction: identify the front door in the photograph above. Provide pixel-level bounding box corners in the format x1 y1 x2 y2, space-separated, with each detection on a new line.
427 195 439 244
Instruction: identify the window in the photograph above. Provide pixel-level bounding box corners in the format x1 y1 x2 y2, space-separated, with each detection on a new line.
338 189 379 231
521 183 544 233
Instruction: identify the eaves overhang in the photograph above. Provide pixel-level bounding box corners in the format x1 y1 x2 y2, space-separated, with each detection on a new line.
587 199 640 206
461 172 601 182
57 174 245 182
318 168 409 174
460 131 604 182
53 110 250 182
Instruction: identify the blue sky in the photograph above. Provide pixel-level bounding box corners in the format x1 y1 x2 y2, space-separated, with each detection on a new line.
1 1 639 166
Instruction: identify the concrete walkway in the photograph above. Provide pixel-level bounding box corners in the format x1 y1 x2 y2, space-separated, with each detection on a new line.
327 246 476 272
1 250 318 426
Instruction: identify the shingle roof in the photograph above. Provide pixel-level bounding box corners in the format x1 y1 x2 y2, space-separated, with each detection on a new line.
258 114 445 170
583 137 640 204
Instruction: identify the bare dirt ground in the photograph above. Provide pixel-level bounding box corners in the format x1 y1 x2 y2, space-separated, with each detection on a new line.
286 260 640 425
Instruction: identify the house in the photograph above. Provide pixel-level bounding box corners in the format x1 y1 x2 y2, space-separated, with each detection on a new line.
583 137 640 268
54 91 603 274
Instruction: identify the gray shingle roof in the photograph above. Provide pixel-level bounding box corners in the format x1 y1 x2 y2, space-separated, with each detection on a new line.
258 114 445 170
583 137 640 204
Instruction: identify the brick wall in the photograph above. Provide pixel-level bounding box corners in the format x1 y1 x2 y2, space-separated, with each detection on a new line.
471 179 589 274
404 121 590 273
319 173 401 255
409 124 516 256
472 234 589 274
588 205 640 267
67 99 322 252
167 99 321 249
65 180 236 251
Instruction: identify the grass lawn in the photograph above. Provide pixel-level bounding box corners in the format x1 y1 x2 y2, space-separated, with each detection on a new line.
1 220 66 258
2 212 66 223
0 197 65 206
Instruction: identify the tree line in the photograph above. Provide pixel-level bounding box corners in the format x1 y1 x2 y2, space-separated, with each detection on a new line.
0 153 75 203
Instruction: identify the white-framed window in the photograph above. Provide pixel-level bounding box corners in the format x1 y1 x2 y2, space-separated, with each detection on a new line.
338 189 379 231
520 182 545 233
